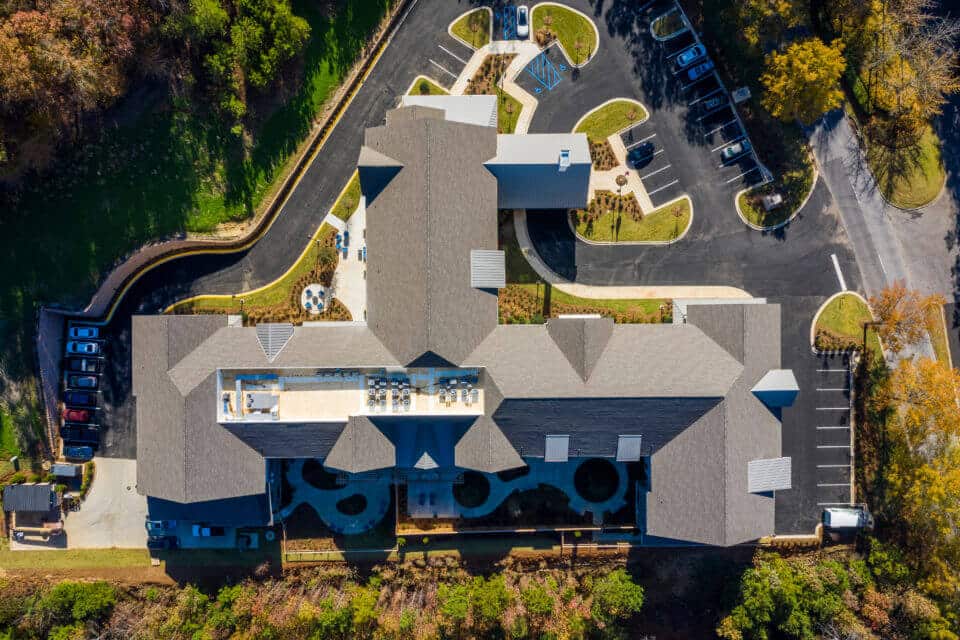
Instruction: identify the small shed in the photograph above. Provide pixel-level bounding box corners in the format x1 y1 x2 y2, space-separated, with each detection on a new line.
2 483 56 513
52 463 81 478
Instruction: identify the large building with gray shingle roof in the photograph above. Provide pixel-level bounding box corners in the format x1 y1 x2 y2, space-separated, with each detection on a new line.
133 101 795 546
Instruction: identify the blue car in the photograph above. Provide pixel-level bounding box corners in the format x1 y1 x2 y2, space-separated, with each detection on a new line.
687 60 714 82
63 445 94 461
676 44 706 69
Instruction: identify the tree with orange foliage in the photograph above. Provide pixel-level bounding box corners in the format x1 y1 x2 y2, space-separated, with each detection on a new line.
869 281 945 353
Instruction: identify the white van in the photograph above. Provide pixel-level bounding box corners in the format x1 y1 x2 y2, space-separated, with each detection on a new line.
822 507 874 530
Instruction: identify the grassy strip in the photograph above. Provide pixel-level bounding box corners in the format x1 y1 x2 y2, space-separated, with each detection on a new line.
574 197 691 243
407 76 448 96
532 4 597 64
450 8 490 49
330 173 361 221
0 543 151 569
924 304 951 366
497 89 523 134
500 284 668 324
574 100 647 142
863 125 944 209
814 293 882 360
652 11 685 38
737 155 814 228
169 223 337 313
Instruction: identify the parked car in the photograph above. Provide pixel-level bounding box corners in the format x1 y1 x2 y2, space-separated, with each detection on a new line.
66 357 101 374
67 375 98 390
69 326 99 339
63 390 97 407
517 5 529 39
60 424 99 446
720 139 751 162
700 94 727 114
823 507 874 530
62 445 94 461
147 536 179 550
62 407 92 423
675 44 706 68
686 60 714 81
627 142 656 165
66 341 100 355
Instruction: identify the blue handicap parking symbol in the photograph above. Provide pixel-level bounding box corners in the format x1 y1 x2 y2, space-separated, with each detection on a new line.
525 52 563 92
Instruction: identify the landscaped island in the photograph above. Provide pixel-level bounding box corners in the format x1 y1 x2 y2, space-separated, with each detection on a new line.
450 8 491 49
408 76 448 96
532 3 597 64
813 292 881 358
465 55 522 134
572 193 691 243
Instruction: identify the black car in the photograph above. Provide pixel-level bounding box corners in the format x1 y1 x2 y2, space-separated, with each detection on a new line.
63 390 97 407
66 357 101 374
66 374 98 390
147 536 179 550
59 424 100 446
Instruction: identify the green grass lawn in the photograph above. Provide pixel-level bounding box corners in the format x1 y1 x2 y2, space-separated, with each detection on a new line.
532 4 597 64
814 293 882 359
408 76 448 96
864 125 945 209
574 100 647 142
450 8 490 49
330 173 361 221
0 0 391 424
497 89 522 134
522 284 666 317
0 539 152 570
574 197 691 242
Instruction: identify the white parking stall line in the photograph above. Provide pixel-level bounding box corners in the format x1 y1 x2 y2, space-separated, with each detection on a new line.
817 369 849 373
633 149 665 162
680 72 717 92
818 501 852 506
817 464 850 468
626 133 657 148
640 165 672 180
437 44 468 65
646 180 680 197
817 426 850 430
831 253 847 291
687 87 723 107
818 483 850 487
817 388 848 392
703 119 738 134
711 136 743 152
817 445 851 449
724 166 760 183
816 407 850 411
429 59 457 78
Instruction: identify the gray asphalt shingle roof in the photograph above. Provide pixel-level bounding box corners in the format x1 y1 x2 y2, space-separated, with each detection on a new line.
2 483 55 512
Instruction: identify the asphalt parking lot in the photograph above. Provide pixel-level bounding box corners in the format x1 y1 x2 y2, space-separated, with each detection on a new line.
620 121 684 206
426 31 472 90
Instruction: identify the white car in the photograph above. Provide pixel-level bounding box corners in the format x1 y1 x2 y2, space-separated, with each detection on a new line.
720 139 751 162
69 326 99 339
517 6 529 39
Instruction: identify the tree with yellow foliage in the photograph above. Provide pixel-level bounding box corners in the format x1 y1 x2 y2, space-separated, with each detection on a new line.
760 37 846 124
869 281 945 353
884 356 960 612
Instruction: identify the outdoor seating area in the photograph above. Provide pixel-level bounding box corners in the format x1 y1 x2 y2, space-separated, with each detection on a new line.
301 284 325 315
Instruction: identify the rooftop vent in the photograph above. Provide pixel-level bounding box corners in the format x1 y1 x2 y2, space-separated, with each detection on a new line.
255 323 294 363
544 435 570 462
470 249 506 289
558 149 571 172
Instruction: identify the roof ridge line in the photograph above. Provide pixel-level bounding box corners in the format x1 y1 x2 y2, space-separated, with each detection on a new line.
424 121 433 358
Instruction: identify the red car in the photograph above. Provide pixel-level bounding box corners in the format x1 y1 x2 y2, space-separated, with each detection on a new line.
62 407 91 423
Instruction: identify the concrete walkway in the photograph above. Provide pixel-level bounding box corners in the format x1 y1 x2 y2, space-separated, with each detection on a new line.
591 133 656 212
327 198 367 321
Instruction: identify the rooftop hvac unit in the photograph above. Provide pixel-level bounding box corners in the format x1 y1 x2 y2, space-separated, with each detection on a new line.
558 149 571 172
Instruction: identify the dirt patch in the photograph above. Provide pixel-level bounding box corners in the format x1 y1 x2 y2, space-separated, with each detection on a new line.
573 190 643 223
590 139 618 170
465 54 516 95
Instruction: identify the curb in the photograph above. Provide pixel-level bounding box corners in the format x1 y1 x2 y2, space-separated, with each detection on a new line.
570 97 650 136
568 194 693 246
404 75 450 97
649 7 689 42
734 163 819 232
530 2 600 69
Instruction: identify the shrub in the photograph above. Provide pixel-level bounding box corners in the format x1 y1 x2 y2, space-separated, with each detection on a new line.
37 581 116 626
590 569 644 626
79 462 95 499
